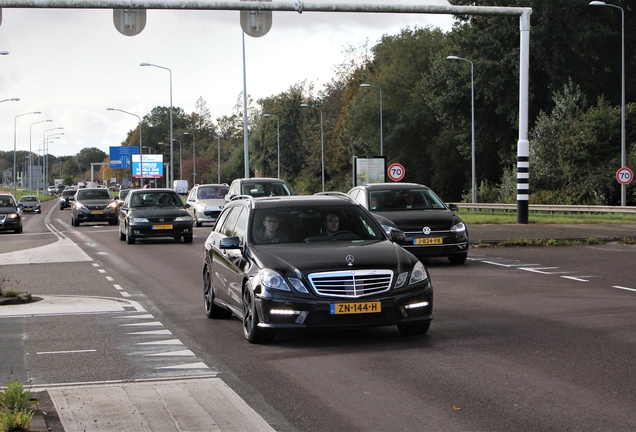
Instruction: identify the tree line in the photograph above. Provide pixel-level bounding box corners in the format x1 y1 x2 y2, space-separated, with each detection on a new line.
2 0 634 204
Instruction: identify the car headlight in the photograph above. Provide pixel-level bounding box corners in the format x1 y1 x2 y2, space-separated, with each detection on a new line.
261 269 291 292
7 213 19 219
130 217 149 223
75 203 86 210
409 261 428 285
451 221 466 233
175 215 192 222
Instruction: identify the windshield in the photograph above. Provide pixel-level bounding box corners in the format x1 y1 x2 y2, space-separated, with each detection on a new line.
250 205 384 245
369 189 446 211
0 196 15 207
76 189 112 200
130 192 181 207
62 190 76 197
241 182 292 197
198 186 229 199
19 196 38 202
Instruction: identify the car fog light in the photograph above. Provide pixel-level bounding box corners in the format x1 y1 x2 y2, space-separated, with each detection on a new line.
270 309 300 315
404 301 429 309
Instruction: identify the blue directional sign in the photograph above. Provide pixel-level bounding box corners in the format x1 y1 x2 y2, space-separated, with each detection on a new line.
110 146 139 169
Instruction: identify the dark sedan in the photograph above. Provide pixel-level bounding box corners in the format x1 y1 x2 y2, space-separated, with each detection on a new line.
18 195 41 213
70 188 118 226
59 188 77 210
348 183 469 264
0 193 22 233
203 195 433 344
118 188 193 244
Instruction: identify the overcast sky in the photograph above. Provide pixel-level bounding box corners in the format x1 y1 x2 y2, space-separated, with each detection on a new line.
0 1 454 159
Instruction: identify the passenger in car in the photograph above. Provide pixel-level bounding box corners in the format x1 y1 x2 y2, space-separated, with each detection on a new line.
254 213 290 244
159 194 172 205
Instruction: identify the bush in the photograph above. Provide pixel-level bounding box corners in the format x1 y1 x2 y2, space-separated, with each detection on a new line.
0 382 34 431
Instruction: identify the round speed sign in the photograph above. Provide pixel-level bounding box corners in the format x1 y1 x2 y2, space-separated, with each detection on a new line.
616 167 633 185
388 163 405 182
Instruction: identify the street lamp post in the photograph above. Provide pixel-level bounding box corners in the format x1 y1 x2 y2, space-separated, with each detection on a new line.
14 111 41 197
1 97 20 104
590 1 626 206
447 55 476 204
217 136 221 184
360 84 383 156
300 104 325 192
44 127 64 187
140 62 173 187
184 133 196 186
29 119 52 195
263 114 280 178
173 139 182 180
107 108 143 188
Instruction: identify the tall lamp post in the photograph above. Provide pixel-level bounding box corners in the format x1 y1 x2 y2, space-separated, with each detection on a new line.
107 108 143 188
184 133 196 186
140 62 173 187
300 104 325 192
590 1 626 206
44 127 64 187
1 97 20 104
29 119 52 195
447 55 476 204
360 84 383 156
217 136 221 184
263 114 280 178
14 111 41 197
173 139 182 180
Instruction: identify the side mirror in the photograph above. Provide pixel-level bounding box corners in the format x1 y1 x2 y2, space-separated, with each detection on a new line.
220 236 241 249
391 229 406 242
447 203 458 212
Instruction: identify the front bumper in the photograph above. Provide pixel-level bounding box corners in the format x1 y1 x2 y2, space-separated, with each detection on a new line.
129 221 193 238
254 283 433 330
75 208 118 222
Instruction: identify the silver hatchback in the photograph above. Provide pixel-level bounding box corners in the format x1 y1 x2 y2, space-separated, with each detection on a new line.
186 184 229 227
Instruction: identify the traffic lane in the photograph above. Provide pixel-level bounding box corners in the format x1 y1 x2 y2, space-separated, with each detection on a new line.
467 243 636 291
187 252 636 431
0 198 58 252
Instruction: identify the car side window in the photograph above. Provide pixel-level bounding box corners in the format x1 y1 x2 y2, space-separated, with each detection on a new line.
218 207 241 237
234 208 248 245
188 188 196 201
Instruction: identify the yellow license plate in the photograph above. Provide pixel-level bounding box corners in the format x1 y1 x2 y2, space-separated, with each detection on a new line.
153 224 173 230
91 210 104 215
415 237 442 245
330 302 381 315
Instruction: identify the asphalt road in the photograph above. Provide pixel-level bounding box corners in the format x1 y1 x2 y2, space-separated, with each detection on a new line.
2 198 636 431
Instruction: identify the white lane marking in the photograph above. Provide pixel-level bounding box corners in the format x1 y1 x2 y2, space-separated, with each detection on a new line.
156 362 210 370
137 339 184 346
613 286 636 292
120 292 131 298
92 263 100 267
561 276 591 282
105 276 114 281
120 321 164 327
119 314 154 320
0 237 92 265
127 330 173 335
37 349 97 355
519 267 574 275
145 350 196 357
98 269 106 273
114 284 123 290
482 260 542 268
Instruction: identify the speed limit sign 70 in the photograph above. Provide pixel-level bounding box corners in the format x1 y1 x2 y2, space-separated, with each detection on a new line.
616 167 633 185
388 163 405 182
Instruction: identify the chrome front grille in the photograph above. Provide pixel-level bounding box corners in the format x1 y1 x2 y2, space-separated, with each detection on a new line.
86 204 107 210
308 270 393 298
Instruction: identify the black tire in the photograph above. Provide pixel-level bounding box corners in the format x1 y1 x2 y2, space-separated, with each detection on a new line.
184 235 193 243
119 225 126 241
448 253 468 265
126 225 135 244
397 321 431 336
242 282 275 344
204 266 231 319
71 216 79 227
108 219 117 226
15 225 22 234
195 216 202 228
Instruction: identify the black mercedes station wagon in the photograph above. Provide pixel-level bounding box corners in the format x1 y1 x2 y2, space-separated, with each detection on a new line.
203 195 433 344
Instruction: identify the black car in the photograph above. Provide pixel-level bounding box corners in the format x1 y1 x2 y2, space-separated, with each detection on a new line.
203 195 433 344
18 195 41 213
225 177 293 202
118 188 193 244
59 189 77 210
348 183 469 264
0 193 22 233
70 188 118 226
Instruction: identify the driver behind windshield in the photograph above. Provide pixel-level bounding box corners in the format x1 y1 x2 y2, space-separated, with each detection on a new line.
323 212 340 236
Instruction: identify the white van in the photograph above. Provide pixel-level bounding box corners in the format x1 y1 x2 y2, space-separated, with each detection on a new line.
173 180 189 195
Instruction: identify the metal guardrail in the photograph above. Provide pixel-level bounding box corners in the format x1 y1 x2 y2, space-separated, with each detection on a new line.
454 203 636 214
